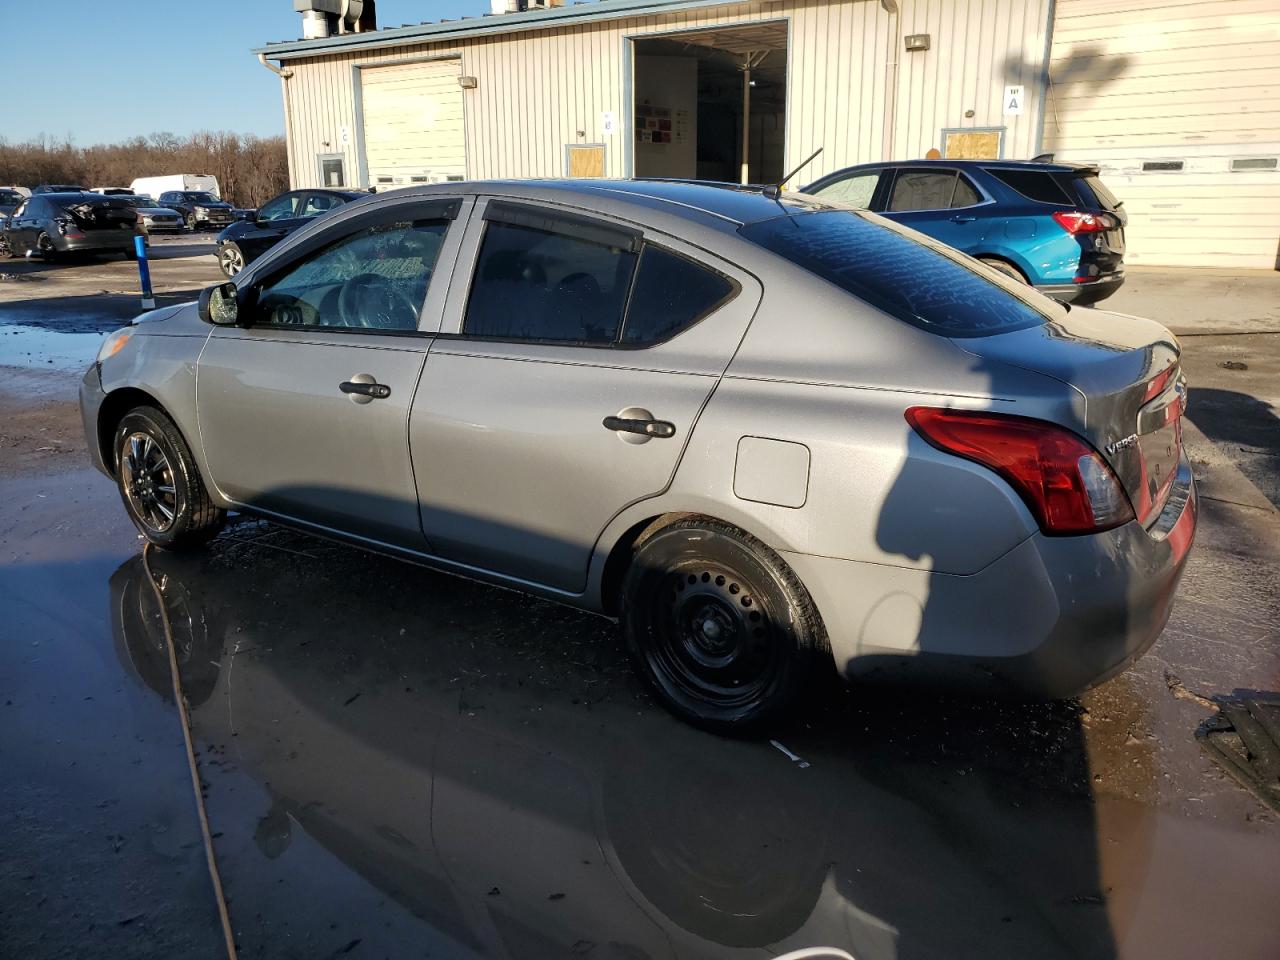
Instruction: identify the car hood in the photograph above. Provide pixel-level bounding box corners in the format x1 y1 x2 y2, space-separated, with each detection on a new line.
194 201 233 210
140 206 183 217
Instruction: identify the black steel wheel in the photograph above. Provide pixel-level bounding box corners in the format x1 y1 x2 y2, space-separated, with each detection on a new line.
114 406 225 551
621 518 826 732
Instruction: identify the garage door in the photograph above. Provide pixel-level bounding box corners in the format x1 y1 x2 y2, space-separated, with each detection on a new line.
1043 0 1280 269
361 59 466 188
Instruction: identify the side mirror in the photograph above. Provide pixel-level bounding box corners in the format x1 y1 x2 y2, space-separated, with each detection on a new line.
198 282 242 326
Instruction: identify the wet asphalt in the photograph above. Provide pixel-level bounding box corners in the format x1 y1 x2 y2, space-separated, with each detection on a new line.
1 248 1279 959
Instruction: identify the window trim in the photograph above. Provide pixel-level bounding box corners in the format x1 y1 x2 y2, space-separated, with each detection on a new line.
242 208 459 336
482 199 642 253
316 152 348 189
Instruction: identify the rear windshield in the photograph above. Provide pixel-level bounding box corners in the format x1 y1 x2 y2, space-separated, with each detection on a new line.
985 167 1073 205
0 190 21 204
740 210 1059 338
1071 175 1121 211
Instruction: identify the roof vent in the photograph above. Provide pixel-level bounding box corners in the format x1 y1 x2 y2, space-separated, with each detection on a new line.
295 0 375 39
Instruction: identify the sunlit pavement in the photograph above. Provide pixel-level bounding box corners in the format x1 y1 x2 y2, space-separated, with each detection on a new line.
1 260 1278 959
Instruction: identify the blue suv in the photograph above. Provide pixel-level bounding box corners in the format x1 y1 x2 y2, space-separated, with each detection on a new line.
803 160 1127 305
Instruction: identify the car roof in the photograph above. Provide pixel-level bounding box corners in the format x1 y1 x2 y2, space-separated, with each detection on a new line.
855 158 1098 174
404 178 825 228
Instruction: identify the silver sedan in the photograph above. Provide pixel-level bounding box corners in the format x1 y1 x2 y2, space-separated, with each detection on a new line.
79 180 1197 731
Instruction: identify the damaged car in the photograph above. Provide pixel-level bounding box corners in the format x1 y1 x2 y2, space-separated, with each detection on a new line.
2 191 141 261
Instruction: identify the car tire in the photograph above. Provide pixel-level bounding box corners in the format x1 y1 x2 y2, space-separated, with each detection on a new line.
36 232 57 262
0 233 13 258
218 242 245 278
185 212 196 231
620 518 827 733
114 406 225 551
980 257 1029 283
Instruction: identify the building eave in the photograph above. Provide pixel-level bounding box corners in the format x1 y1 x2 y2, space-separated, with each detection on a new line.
253 0 761 61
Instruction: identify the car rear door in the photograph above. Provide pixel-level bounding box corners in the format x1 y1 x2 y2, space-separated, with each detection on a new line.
409 197 761 593
195 195 470 550
6 199 33 252
877 167 990 252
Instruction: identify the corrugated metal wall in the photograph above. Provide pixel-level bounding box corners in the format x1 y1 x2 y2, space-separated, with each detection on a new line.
1044 0 1280 269
276 0 1052 189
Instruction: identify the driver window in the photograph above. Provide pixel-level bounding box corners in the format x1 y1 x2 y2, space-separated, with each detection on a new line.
255 219 449 332
258 193 298 222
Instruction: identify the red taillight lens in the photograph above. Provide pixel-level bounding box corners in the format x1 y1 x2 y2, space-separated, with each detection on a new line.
1052 210 1108 235
905 407 1135 535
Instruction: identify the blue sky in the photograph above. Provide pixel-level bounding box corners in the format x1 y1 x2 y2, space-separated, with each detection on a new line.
8 0 491 144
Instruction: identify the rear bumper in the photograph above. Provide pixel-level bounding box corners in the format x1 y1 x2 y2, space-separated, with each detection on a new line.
1036 272 1124 305
786 452 1197 699
55 232 138 253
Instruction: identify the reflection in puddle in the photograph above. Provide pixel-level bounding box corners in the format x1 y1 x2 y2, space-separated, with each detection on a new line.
110 535 1134 960
0 324 109 371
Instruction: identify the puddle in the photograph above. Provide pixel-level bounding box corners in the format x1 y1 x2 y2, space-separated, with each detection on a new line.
0 324 108 372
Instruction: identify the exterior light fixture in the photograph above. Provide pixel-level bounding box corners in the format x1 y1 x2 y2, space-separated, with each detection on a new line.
459 76 479 89
904 34 930 51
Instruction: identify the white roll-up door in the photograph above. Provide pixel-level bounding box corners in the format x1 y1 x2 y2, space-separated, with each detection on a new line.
360 59 466 188
1044 0 1280 269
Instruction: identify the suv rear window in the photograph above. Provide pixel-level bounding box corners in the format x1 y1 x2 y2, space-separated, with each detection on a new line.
740 210 1059 338
1071 175 1121 212
985 168 1072 205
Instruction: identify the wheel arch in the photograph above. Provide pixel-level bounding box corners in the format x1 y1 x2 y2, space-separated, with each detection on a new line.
976 252 1031 283
97 387 180 479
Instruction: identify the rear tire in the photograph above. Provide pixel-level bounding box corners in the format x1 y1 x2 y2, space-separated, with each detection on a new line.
620 518 826 733
0 233 13 258
114 406 225 551
36 232 57 262
980 257 1028 283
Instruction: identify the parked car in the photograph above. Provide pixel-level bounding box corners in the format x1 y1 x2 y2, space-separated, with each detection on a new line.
130 174 221 201
0 187 22 218
80 180 1195 731
157 190 235 231
3 191 140 260
803 159 1128 305
33 183 89 194
91 187 136 196
214 188 365 277
127 195 186 234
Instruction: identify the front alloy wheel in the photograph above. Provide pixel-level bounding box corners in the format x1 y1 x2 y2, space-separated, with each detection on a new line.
218 242 245 278
121 431 178 533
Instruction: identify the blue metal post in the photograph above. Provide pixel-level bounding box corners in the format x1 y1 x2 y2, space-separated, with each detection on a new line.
135 235 156 310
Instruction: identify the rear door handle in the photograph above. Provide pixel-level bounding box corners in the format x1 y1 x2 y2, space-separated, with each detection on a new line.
950 215 977 223
603 415 676 439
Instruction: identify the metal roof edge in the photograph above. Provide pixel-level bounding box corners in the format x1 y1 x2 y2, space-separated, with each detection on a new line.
253 0 753 60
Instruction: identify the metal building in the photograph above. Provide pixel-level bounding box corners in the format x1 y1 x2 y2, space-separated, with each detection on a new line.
258 0 1279 269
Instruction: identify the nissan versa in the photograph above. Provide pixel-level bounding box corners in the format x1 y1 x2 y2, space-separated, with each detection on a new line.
80 180 1196 731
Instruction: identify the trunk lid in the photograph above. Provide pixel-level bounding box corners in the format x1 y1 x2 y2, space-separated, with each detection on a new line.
64 198 138 232
953 309 1186 526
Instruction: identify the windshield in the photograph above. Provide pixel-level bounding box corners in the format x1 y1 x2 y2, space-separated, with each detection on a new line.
0 190 20 205
130 198 159 208
184 192 219 203
741 208 1061 337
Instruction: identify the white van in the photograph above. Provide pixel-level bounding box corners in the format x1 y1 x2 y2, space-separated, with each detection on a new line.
129 175 221 201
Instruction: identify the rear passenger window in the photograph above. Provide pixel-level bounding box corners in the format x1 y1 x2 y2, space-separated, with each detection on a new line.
888 171 959 211
465 221 637 343
985 168 1072 205
622 246 736 346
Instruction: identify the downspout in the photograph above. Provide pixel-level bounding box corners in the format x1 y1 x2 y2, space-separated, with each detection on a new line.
259 54 297 188
880 0 900 162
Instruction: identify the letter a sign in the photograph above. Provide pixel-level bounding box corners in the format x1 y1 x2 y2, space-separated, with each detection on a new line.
1003 85 1025 116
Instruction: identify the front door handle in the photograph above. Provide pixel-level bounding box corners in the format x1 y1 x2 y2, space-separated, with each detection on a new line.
340 376 391 404
603 415 676 439
950 215 977 223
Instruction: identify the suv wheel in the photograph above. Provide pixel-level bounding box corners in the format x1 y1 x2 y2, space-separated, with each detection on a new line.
114 406 225 551
620 518 826 732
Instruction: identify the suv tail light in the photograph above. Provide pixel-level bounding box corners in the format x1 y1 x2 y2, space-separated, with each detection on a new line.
905 407 1134 535
1052 210 1111 235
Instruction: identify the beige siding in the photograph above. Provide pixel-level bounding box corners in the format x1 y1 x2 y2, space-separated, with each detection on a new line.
274 0 1051 190
1045 0 1280 269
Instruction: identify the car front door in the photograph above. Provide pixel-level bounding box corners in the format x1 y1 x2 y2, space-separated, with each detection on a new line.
6 199 32 252
876 167 989 252
806 166 889 208
195 196 469 550
410 197 761 593
236 191 305 261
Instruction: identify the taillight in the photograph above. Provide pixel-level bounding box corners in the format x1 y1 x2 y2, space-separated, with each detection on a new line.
1052 210 1109 235
905 407 1134 535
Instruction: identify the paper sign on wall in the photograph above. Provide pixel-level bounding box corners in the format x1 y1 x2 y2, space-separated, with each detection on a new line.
1003 85 1025 116
602 111 616 135
340 126 350 146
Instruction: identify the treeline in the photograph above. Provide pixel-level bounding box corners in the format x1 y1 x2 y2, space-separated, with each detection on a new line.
0 132 290 208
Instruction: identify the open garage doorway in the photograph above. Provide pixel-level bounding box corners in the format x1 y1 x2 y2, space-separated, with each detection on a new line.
631 22 787 184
